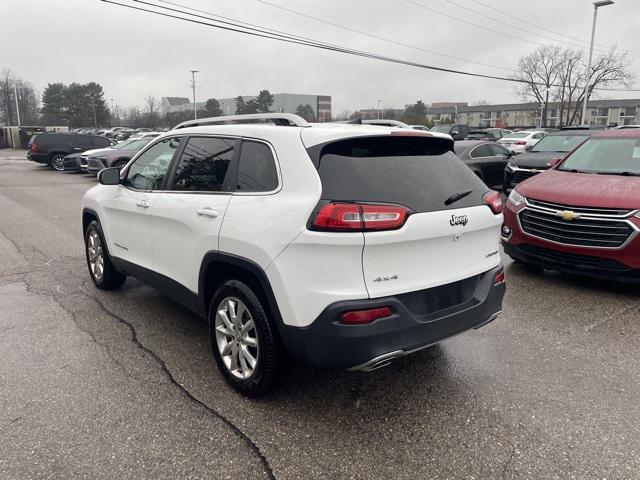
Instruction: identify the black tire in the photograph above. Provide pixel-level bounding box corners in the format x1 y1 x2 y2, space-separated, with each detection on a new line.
50 153 66 171
209 280 284 397
84 220 126 290
112 159 128 170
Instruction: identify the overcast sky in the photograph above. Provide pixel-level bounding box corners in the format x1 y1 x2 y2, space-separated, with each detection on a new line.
4 0 640 113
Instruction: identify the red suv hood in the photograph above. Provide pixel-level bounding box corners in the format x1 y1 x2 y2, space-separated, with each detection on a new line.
517 169 640 210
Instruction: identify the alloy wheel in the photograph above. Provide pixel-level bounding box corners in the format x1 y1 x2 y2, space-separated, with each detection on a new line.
214 297 259 379
87 230 104 281
52 155 65 171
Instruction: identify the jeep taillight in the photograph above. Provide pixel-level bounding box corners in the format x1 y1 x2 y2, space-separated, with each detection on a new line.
312 203 410 232
483 190 503 215
340 307 392 325
30 143 38 153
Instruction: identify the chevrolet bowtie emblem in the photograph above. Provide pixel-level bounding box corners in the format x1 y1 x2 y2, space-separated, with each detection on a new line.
556 210 581 221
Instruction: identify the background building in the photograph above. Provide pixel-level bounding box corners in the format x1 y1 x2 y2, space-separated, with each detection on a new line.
425 99 640 128
162 93 331 121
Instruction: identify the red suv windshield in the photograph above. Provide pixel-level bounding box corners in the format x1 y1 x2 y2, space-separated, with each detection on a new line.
559 137 640 176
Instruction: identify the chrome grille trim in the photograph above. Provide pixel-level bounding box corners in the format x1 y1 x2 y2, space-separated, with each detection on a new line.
518 204 639 250
526 198 636 218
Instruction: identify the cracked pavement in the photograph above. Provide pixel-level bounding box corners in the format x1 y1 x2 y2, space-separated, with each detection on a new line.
1 149 639 479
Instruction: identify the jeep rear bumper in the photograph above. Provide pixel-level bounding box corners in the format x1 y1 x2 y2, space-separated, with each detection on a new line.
280 265 505 370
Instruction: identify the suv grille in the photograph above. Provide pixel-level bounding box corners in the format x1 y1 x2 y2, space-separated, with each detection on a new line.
519 208 635 248
513 168 546 184
527 199 633 217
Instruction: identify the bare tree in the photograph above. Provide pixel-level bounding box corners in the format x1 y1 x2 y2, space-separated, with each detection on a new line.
334 110 352 121
144 95 159 127
512 45 563 127
0 69 39 126
514 45 633 127
567 47 633 125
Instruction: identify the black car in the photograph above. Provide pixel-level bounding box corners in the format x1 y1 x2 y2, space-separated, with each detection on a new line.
465 128 512 141
430 124 470 141
502 129 595 191
63 153 84 172
27 133 115 171
453 140 513 190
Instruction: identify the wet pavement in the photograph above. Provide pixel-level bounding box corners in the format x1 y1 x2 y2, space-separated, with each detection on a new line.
1 149 639 479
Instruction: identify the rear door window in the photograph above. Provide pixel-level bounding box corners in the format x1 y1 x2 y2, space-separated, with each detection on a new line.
93 136 112 148
469 144 492 158
236 141 279 192
313 136 487 213
169 137 235 192
488 144 509 156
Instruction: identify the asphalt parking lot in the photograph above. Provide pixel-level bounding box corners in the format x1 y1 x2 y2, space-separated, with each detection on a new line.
1 148 639 480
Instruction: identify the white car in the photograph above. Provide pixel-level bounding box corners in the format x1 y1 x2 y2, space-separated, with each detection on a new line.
498 130 547 153
127 131 162 141
82 113 506 396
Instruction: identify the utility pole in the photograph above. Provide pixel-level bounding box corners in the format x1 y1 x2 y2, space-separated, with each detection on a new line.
581 1 614 126
190 70 199 119
110 98 115 126
377 99 382 119
90 95 98 128
14 86 21 126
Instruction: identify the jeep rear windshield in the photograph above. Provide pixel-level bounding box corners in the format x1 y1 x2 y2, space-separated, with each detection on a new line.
311 136 488 213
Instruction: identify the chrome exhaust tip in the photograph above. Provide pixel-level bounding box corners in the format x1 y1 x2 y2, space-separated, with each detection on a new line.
349 350 405 372
473 310 502 329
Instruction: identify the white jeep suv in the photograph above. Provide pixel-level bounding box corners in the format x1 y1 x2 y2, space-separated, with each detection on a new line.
82 113 506 396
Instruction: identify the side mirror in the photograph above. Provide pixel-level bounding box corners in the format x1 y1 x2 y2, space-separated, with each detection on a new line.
98 167 121 185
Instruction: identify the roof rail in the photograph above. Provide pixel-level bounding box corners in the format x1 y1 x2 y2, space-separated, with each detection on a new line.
173 113 309 130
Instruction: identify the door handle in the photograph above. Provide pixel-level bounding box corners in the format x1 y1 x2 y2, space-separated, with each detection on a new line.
196 208 219 218
136 200 150 208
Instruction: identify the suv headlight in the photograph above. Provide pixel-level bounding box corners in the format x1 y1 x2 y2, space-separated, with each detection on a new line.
507 189 526 207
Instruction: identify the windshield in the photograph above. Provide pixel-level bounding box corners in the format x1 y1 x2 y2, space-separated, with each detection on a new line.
531 134 586 152
503 132 528 139
113 138 151 151
560 137 640 175
430 125 452 133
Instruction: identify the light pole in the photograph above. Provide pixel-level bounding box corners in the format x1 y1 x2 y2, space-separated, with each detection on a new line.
110 98 115 126
190 70 199 119
454 105 458 124
377 99 382 119
14 86 21 126
581 0 614 126
90 95 98 129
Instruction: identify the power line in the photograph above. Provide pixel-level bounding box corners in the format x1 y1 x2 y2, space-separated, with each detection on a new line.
101 0 640 93
468 0 610 50
442 0 610 54
256 0 515 73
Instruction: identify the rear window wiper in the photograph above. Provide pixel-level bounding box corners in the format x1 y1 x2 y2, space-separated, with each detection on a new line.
444 189 473 206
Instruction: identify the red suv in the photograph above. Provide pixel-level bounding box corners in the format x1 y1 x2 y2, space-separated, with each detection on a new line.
502 129 640 282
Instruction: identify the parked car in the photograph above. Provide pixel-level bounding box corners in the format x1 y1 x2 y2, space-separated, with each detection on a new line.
27 133 115 171
430 124 469 141
498 130 547 153
127 131 161 141
615 125 640 129
454 140 514 190
503 129 595 191
465 128 512 141
82 113 506 396
86 137 155 174
502 129 640 282
410 125 430 131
